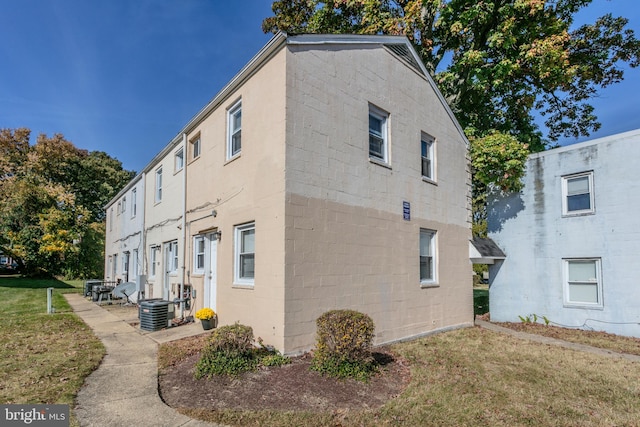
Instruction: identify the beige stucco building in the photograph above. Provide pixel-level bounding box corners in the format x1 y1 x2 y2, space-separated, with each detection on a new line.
105 33 473 354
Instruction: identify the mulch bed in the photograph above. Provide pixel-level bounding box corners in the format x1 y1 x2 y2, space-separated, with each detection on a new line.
159 348 411 413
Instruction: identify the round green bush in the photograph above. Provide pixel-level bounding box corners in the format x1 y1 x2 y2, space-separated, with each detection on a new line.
311 309 376 380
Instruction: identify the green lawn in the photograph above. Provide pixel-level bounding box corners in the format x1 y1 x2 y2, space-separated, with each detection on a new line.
0 277 105 426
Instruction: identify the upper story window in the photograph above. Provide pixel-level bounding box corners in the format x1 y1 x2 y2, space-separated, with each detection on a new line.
117 201 121 215
191 135 201 160
109 208 113 230
131 188 137 218
563 258 603 308
421 132 435 181
369 105 389 163
234 222 255 285
122 196 126 213
227 101 242 159
155 167 163 203
175 148 184 171
562 171 594 216
420 229 437 285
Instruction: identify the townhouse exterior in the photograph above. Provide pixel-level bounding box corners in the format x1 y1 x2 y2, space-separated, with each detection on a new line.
105 174 145 287
488 129 640 338
104 32 473 354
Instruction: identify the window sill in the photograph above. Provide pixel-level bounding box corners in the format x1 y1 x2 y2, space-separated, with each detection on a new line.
369 158 392 169
563 303 603 310
188 155 201 165
562 211 595 218
422 177 437 185
232 283 254 290
420 282 439 289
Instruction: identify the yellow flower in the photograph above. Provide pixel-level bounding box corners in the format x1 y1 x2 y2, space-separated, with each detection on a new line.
195 307 216 320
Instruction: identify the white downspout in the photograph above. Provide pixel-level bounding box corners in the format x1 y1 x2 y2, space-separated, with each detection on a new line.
180 133 187 319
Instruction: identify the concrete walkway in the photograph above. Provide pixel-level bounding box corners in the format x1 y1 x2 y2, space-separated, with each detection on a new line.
65 294 223 427
476 319 640 362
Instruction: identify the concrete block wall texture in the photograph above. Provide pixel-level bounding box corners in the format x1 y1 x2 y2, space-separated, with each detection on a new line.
489 130 640 338
282 43 472 353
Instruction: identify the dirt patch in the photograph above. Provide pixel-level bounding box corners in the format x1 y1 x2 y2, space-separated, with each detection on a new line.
158 342 410 413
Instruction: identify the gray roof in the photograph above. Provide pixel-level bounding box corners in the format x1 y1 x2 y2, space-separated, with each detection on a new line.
470 237 506 258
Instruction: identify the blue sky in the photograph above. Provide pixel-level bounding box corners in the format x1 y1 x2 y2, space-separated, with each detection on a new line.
1 0 639 173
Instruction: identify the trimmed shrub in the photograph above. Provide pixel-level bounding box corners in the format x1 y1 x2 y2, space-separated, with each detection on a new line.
195 323 256 378
207 322 254 357
311 309 376 381
194 323 290 378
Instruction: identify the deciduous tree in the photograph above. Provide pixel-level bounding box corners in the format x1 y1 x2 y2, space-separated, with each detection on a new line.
0 128 134 277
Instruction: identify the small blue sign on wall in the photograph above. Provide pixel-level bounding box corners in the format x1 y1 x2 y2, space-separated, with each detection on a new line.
403 201 410 221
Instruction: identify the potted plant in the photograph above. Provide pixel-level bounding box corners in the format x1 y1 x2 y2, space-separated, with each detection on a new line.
195 307 217 330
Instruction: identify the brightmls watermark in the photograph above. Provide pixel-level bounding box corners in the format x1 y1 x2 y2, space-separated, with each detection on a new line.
1 404 69 426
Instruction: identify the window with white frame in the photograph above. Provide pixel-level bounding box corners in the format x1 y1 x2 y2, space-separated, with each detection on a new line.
107 256 112 278
369 105 389 163
117 201 121 215
193 235 205 274
421 132 435 180
234 222 255 285
122 196 126 213
155 167 163 203
167 241 178 273
227 101 242 159
420 229 436 284
563 258 603 308
109 208 113 231
562 172 594 215
149 246 158 278
131 188 137 218
191 136 201 160
175 148 184 171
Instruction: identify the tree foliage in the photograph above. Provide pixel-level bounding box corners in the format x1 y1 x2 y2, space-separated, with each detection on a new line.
0 128 134 278
469 131 530 236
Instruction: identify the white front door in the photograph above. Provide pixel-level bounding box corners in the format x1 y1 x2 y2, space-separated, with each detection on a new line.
204 233 218 311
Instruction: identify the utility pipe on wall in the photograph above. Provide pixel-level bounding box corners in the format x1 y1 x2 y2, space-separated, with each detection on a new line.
179 133 187 319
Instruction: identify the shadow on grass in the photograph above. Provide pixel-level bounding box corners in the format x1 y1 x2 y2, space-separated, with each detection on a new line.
0 276 75 289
